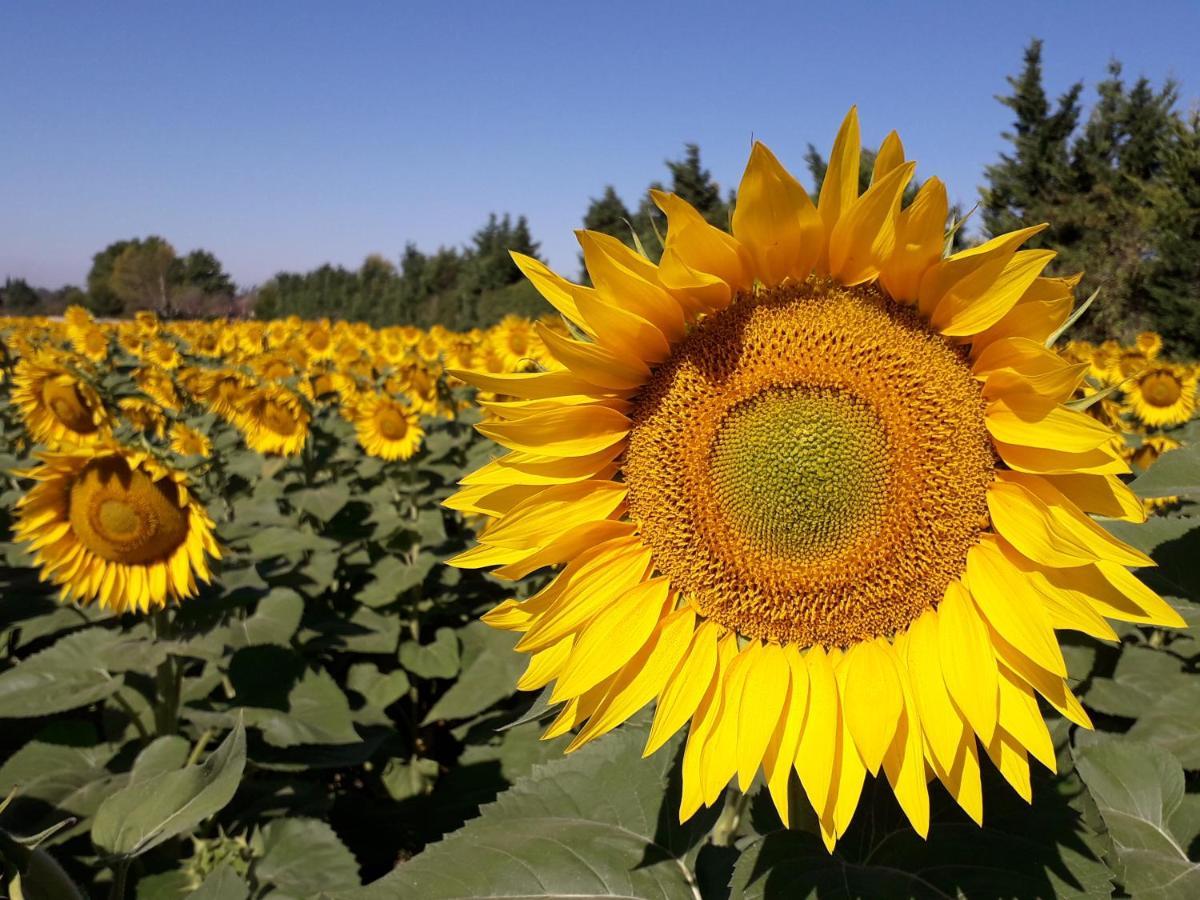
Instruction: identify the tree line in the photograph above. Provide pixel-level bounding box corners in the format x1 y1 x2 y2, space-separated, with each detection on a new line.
2 41 1197 351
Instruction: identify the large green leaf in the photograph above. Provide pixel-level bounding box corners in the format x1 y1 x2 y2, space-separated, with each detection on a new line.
0 629 126 718
245 669 360 748
91 721 246 858
1132 443 1200 499
333 718 717 899
1085 645 1190 719
731 765 1113 899
254 818 360 896
356 554 437 608
1126 681 1200 769
1075 737 1200 898
229 588 304 648
422 622 524 723
398 627 460 680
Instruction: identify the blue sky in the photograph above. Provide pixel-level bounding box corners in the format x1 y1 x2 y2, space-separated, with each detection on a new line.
3 1 1198 290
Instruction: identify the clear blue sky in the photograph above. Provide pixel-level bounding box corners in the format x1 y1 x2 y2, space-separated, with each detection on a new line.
3 0 1198 290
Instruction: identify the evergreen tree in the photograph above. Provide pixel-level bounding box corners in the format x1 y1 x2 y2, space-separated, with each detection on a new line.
174 249 236 296
1145 111 1200 353
667 144 727 225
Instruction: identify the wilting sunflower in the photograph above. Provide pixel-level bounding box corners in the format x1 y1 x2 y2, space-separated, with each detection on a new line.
11 355 109 448
236 386 310 456
350 392 424 461
13 443 219 613
1125 363 1197 429
447 109 1182 849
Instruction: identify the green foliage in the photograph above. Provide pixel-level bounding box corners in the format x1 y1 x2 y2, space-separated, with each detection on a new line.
981 40 1199 353
0 278 39 311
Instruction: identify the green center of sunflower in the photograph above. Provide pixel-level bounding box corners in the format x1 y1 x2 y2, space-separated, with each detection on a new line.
708 387 890 562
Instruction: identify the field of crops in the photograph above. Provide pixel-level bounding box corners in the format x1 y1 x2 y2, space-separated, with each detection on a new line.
0 304 1197 898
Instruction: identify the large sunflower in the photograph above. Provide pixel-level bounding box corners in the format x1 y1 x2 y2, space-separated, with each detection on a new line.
447 109 1183 848
11 354 109 448
13 443 219 613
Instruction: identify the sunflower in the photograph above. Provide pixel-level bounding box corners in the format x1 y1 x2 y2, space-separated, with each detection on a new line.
350 392 424 461
13 443 219 613
491 314 539 371
118 397 168 438
1135 331 1163 359
11 355 109 447
169 423 213 458
446 109 1182 849
1125 363 1197 429
236 386 310 456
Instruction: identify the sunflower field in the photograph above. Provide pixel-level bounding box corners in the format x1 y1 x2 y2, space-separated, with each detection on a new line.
2 117 1200 900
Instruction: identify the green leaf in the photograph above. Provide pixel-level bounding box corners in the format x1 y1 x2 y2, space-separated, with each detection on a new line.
423 623 523 723
129 736 191 782
333 717 716 899
1131 443 1200 499
345 663 410 726
230 588 304 648
731 769 1114 900
398 627 459 680
356 555 436 607
254 818 360 895
0 629 125 718
246 526 338 558
191 864 250 900
1085 646 1189 719
246 670 359 748
290 483 352 521
1126 681 1200 769
381 757 440 801
91 720 246 859
1075 737 1200 898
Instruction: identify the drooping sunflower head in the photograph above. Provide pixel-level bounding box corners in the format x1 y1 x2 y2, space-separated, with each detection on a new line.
236 385 310 456
11 354 109 448
1125 363 1197 429
13 443 219 613
350 392 424 461
448 109 1183 850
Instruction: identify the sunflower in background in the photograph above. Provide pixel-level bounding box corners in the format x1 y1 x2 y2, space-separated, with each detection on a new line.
169 422 213 458
350 392 424 461
448 109 1182 849
11 354 109 447
13 443 219 613
1125 362 1197 429
235 385 310 456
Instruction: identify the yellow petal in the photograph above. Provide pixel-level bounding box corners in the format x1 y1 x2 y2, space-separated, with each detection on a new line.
985 728 1032 803
871 131 905 182
985 399 1114 453
492 520 635 581
762 646 809 826
476 405 629 458
646 619 722 757
566 605 695 751
701 643 754 805
1041 473 1145 523
829 161 916 285
992 440 1130 476
817 108 862 246
652 189 751 291
904 611 968 773
518 636 574 691
881 663 930 837
934 249 1056 337
447 367 627 400
535 323 650 391
551 578 671 702
997 665 1056 772
794 645 839 823
731 142 823 286
937 579 1000 743
917 224 1046 319
574 289 672 366
1044 561 1185 628
578 231 686 342
839 638 904 774
510 252 592 333
990 472 1153 568
478 480 627 551
736 642 789 790
966 537 1067 677
879 177 947 303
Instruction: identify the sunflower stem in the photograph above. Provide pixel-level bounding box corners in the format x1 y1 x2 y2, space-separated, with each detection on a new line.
152 611 181 736
108 859 129 900
712 788 751 847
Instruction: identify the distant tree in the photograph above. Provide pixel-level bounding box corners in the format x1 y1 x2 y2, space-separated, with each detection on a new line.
667 144 727 225
86 240 135 316
111 237 177 314
980 41 1184 342
1145 111 1200 353
174 248 235 296
583 186 634 241
1 277 39 310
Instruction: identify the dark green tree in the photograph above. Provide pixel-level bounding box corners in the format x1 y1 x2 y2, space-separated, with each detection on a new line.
173 249 235 296
667 144 727 225
0 277 39 310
